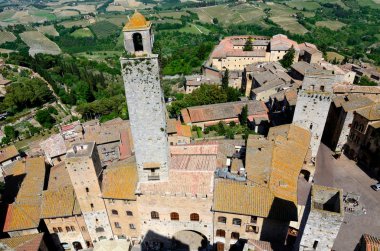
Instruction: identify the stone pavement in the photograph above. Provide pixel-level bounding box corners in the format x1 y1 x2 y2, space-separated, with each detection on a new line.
314 144 380 250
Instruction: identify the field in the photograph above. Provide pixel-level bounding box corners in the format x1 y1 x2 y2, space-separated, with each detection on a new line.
37 25 59 37
268 3 309 34
20 31 61 56
326 51 345 62
56 5 97 14
316 20 346 30
192 4 267 26
287 1 321 10
157 11 189 19
0 31 16 45
59 19 90 28
75 50 122 60
179 23 210 34
90 21 119 39
99 15 128 26
53 10 80 18
71 28 94 38
357 0 380 9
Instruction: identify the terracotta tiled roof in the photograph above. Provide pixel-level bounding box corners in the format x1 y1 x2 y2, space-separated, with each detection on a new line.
270 34 299 51
171 155 217 171
213 179 274 217
0 233 44 251
40 133 66 159
181 100 268 124
170 143 219 155
15 157 46 204
333 95 374 112
41 186 80 218
356 103 380 121
102 161 138 200
167 118 177 134
3 203 40 232
139 170 215 196
333 84 380 95
246 239 273 251
47 161 71 190
362 234 380 251
176 124 192 138
119 129 132 160
0 145 19 163
123 11 151 31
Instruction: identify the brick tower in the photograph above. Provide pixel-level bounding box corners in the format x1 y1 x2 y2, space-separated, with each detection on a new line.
120 11 169 182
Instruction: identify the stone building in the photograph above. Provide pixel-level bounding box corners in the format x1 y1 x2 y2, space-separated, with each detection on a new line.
184 74 220 94
0 145 20 172
40 134 66 166
167 118 192 146
345 102 380 177
207 35 299 72
322 94 374 153
181 100 269 132
292 73 340 158
66 142 113 243
298 185 344 251
212 124 312 250
3 158 46 237
40 162 91 250
101 160 141 243
120 11 170 183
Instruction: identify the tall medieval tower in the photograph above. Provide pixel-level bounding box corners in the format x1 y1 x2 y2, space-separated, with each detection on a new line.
120 11 169 182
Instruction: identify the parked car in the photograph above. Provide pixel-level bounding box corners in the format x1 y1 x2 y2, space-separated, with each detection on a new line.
371 183 380 191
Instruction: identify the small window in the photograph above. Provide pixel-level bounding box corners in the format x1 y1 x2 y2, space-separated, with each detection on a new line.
112 209 118 215
70 226 75 231
232 218 241 226
66 226 71 232
53 227 58 233
90 203 94 209
216 229 225 237
231 232 240 240
320 85 325 92
250 216 257 224
58 227 63 232
129 224 136 229
309 124 313 130
126 211 133 216
151 211 159 220
114 222 121 228
218 216 226 224
313 240 318 249
81 226 86 232
171 212 179 221
95 227 104 233
190 213 199 221
85 187 89 193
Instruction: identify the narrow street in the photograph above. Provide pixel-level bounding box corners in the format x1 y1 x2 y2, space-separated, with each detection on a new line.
314 144 380 250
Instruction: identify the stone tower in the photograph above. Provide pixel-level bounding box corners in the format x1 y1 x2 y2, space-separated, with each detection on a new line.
298 185 344 251
66 142 113 243
120 11 169 182
292 72 339 159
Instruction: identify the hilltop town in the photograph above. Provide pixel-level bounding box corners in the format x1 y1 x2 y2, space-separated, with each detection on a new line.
0 5 379 251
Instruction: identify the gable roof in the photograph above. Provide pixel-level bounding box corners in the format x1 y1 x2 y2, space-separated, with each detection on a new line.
102 161 138 200
0 233 44 251
356 103 380 121
40 133 66 159
181 100 268 124
3 203 40 232
0 145 19 163
41 186 81 219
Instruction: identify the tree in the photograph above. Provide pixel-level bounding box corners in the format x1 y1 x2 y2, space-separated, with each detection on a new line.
239 105 248 126
222 69 229 89
35 108 56 129
243 37 253 51
279 46 296 68
213 18 219 24
4 126 18 141
358 76 377 86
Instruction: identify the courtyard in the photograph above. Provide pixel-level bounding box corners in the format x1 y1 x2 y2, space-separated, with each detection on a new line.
314 144 380 250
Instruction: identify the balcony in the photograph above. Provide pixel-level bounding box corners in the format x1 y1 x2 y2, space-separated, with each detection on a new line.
148 174 160 181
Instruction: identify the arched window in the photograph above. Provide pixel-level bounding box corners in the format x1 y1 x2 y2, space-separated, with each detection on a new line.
231 232 240 240
65 226 71 232
218 216 226 224
170 212 179 221
232 218 241 226
81 226 86 232
126 211 133 216
132 33 143 52
216 229 225 237
53 227 58 233
58 227 63 232
85 187 89 193
112 209 118 215
190 213 199 221
151 211 159 219
70 226 75 231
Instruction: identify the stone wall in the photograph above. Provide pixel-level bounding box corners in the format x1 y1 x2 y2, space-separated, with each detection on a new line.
123 28 153 55
121 56 170 182
137 194 214 248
